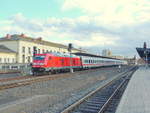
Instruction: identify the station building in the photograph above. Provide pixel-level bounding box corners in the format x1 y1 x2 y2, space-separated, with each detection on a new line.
0 34 82 64
0 45 17 63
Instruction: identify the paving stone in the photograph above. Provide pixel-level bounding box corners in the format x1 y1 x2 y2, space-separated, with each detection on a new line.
116 66 150 113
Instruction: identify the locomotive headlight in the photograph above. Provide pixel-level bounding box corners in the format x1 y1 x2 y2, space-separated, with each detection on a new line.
39 63 44 65
33 63 37 65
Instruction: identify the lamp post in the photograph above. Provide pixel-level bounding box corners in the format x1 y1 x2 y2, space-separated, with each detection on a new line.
68 43 74 73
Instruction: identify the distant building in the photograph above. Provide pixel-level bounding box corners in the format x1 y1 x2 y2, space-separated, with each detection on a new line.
111 55 124 59
0 34 83 64
124 56 136 65
102 49 112 57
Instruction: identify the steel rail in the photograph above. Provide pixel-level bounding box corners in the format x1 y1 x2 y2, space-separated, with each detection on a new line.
98 74 131 113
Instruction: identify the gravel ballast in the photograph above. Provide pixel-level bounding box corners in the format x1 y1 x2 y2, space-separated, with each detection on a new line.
0 66 133 113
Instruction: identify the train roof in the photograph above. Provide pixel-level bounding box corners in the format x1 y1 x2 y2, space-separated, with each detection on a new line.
35 52 78 58
73 52 123 60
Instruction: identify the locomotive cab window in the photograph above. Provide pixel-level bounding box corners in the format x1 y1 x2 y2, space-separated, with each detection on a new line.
34 56 45 60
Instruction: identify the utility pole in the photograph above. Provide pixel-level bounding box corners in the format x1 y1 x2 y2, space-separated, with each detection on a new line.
68 43 74 73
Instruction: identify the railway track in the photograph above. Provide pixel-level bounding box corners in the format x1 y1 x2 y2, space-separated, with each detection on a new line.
0 66 135 91
61 67 137 113
0 73 73 90
0 67 116 90
0 67 108 82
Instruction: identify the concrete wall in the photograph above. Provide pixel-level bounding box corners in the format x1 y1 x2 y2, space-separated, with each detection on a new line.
0 63 31 75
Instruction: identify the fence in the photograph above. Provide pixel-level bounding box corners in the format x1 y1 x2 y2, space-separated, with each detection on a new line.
0 63 31 75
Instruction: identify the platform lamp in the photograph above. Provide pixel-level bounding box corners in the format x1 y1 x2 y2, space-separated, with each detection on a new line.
68 43 74 73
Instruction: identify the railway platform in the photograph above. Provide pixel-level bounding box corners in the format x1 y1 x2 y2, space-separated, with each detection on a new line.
116 66 150 113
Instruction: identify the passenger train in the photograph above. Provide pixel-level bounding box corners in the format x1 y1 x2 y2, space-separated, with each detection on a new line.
32 52 127 75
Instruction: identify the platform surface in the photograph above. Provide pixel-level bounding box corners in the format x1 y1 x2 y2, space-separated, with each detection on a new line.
116 67 150 113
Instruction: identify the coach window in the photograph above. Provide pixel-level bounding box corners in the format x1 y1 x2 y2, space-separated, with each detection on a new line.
86 60 88 63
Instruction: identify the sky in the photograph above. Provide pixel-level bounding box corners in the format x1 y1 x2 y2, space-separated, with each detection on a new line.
0 0 150 57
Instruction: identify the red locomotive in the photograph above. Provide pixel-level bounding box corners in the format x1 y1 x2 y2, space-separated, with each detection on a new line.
32 53 82 75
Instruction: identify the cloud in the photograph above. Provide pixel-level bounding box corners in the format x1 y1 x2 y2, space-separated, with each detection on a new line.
11 13 43 32
71 33 119 47
62 0 150 26
0 13 150 57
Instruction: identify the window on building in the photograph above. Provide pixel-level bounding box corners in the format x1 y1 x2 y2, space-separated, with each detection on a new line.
22 47 25 53
42 49 45 53
28 47 31 54
28 56 31 63
22 55 25 63
12 58 15 63
33 46 37 55
38 49 40 54
4 58 6 63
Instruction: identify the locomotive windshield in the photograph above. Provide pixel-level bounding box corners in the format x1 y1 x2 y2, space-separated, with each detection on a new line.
34 55 45 60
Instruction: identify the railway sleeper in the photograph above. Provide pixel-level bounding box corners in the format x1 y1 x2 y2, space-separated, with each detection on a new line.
86 100 105 104
79 105 100 110
78 107 99 113
85 102 103 107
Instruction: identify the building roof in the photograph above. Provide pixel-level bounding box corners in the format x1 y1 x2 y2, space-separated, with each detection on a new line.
0 34 82 51
0 45 16 53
